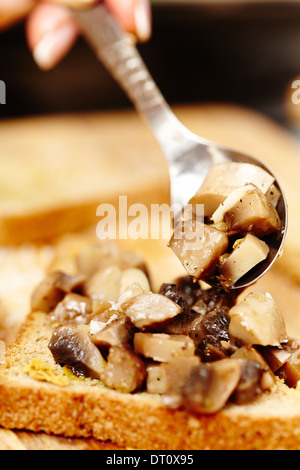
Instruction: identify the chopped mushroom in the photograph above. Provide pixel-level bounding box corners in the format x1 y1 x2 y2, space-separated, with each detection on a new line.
31 271 86 313
31 272 65 313
84 265 122 302
118 282 146 304
100 345 146 393
88 301 121 326
134 332 195 362
265 183 281 207
231 359 264 405
212 184 281 237
51 293 93 324
219 234 269 289
53 272 87 294
76 242 120 276
198 335 228 362
188 307 231 352
274 338 300 387
229 292 287 347
158 283 191 316
90 314 134 350
169 220 228 280
188 162 274 217
48 325 105 379
259 344 293 374
121 292 182 329
175 275 203 307
230 345 275 391
120 268 150 295
146 363 168 394
161 356 201 407
182 359 242 414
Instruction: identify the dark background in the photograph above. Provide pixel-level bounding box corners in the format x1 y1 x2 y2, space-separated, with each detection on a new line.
1 1 300 127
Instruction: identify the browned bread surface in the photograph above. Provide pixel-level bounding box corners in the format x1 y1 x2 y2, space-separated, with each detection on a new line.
1 310 300 450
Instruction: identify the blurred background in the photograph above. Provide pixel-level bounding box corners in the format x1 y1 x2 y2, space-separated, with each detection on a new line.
1 0 300 130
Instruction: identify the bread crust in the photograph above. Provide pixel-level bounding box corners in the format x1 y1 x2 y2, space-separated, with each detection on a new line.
1 312 300 450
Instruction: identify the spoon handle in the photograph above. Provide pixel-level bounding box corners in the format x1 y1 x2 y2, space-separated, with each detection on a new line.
73 4 197 159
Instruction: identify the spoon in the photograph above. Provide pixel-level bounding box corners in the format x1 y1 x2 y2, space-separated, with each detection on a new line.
72 4 287 289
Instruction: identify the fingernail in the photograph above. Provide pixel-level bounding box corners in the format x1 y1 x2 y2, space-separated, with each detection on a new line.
33 22 76 70
134 0 151 42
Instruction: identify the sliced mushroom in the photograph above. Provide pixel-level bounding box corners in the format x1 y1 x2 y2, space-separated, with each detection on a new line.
182 359 242 414
188 162 274 217
51 293 93 325
48 325 105 379
121 292 182 329
230 345 275 391
213 184 281 237
169 219 228 279
229 292 287 347
133 332 195 362
219 234 269 289
100 345 146 393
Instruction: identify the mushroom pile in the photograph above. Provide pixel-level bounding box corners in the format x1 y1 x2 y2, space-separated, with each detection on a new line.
30 241 300 415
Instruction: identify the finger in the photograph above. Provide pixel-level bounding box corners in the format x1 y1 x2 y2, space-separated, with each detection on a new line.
48 0 98 9
26 3 79 70
0 0 34 30
106 0 151 42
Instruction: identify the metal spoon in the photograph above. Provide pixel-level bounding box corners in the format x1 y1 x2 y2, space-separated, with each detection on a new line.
72 4 287 289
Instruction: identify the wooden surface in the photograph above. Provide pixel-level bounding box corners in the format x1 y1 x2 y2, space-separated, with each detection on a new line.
0 104 300 449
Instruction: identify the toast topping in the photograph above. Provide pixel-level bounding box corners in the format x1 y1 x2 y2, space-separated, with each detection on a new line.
169 162 282 289
25 239 295 415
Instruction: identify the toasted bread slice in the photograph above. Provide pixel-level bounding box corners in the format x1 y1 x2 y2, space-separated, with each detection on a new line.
0 111 169 245
0 309 300 450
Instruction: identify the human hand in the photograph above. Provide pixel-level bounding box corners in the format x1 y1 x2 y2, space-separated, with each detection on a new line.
0 0 151 70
